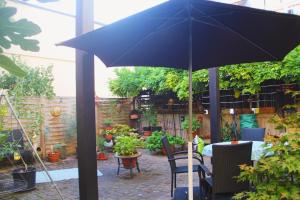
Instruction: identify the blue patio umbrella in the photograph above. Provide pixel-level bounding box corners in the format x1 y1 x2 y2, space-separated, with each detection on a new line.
59 0 300 199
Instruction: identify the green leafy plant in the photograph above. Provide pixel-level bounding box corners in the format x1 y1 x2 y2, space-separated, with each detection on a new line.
269 90 299 131
114 135 144 156
145 131 164 151
109 45 300 100
104 124 135 137
0 139 20 161
0 59 55 141
234 132 300 200
103 119 113 127
142 106 157 127
0 1 41 76
221 122 236 141
62 112 77 141
145 131 185 151
0 104 8 131
173 135 185 146
181 117 202 132
96 135 105 152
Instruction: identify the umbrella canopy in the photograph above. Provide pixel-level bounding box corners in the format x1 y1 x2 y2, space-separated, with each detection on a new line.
61 0 300 70
60 0 300 199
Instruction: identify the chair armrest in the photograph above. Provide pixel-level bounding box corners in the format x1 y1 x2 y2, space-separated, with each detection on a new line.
199 163 212 176
168 156 203 164
172 150 188 155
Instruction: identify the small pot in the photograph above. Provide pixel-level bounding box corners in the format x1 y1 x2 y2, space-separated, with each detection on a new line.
105 126 113 130
231 140 239 144
48 152 60 163
12 167 36 191
122 157 137 169
130 114 139 120
104 134 113 141
143 131 152 136
97 152 108 160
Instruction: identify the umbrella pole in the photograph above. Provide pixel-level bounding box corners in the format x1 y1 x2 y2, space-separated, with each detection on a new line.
188 65 193 200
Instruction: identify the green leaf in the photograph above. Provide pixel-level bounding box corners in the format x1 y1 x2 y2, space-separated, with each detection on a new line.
0 6 41 51
0 55 26 77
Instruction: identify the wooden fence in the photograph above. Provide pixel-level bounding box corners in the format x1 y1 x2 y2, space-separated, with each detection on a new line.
2 96 133 158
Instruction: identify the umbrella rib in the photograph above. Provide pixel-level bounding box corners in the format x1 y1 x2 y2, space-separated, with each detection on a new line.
191 6 279 60
192 18 227 30
109 8 188 67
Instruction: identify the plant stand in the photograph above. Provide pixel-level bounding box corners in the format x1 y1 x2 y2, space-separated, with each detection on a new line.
114 152 142 178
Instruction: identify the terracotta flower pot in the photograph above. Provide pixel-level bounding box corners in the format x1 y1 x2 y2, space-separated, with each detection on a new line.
48 152 60 163
97 152 108 160
105 134 113 141
130 114 139 120
122 157 137 169
105 126 113 130
143 131 152 136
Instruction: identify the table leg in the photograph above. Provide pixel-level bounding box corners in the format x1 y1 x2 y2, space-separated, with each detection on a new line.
130 159 133 178
136 159 140 173
117 158 120 175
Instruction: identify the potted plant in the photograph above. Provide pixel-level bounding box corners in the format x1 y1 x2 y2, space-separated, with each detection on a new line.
181 117 202 138
173 135 185 151
142 107 160 136
114 135 144 169
103 129 114 141
47 145 60 163
0 133 36 191
129 110 140 120
145 131 164 153
96 136 107 160
103 119 113 130
53 143 66 159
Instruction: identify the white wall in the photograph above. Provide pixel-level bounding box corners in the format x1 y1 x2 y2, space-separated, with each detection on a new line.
5 1 118 97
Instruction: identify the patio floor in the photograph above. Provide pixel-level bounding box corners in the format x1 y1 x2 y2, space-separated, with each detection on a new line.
3 149 210 200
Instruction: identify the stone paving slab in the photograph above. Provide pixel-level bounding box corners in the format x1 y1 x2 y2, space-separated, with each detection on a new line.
3 149 210 200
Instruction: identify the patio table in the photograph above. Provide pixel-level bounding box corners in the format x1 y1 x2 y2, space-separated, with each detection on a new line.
202 141 267 161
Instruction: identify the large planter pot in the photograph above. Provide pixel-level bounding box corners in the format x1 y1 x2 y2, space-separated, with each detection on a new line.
121 157 137 169
12 167 36 191
48 152 60 163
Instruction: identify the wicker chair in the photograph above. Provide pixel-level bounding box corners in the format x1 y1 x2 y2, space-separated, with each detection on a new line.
200 142 252 200
161 136 204 197
241 128 265 141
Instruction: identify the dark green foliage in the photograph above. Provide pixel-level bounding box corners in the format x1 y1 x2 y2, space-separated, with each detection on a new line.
114 135 144 156
142 106 157 127
96 136 105 152
109 45 300 99
145 131 163 151
0 1 41 76
181 117 202 132
234 132 300 200
145 131 185 151
0 58 55 98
